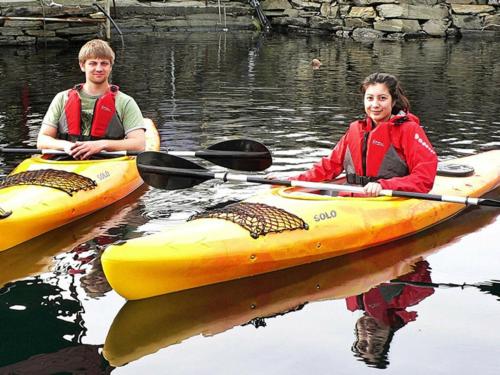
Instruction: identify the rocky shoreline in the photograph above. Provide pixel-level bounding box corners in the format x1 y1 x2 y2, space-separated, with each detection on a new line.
0 0 498 46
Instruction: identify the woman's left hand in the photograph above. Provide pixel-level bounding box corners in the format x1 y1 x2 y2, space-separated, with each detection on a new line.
363 182 382 197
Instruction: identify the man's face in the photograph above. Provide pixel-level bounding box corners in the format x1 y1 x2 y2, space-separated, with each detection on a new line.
80 57 112 85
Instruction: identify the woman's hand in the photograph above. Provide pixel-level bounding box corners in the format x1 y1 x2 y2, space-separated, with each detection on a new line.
363 182 382 197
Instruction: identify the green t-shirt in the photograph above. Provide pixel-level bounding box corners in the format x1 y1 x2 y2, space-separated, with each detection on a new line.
42 88 145 136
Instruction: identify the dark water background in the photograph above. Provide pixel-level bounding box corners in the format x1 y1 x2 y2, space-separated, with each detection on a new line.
0 33 499 374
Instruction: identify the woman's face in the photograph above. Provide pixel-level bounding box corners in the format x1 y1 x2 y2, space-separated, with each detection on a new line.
364 83 394 125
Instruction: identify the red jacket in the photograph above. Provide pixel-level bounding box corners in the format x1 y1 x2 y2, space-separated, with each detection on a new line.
346 261 434 327
295 113 437 193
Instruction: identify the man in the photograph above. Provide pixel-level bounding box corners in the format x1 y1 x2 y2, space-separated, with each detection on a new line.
37 39 145 160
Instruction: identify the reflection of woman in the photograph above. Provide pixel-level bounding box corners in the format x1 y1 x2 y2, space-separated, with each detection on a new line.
347 260 434 368
352 314 396 369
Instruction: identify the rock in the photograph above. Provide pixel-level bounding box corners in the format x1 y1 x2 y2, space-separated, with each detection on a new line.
0 27 24 36
44 22 70 30
407 4 449 20
422 18 450 35
377 4 449 20
36 36 69 44
352 27 384 41
374 18 421 32
450 4 496 14
484 13 500 30
353 0 397 5
320 4 339 18
24 29 56 37
377 4 405 18
55 25 99 35
445 0 475 4
283 8 300 17
345 17 371 28
348 6 377 18
261 0 292 11
290 0 322 10
4 19 43 28
16 35 36 44
452 14 483 29
309 15 343 29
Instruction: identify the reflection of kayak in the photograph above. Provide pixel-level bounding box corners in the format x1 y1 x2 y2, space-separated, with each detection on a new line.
103 203 498 366
0 185 147 289
0 119 160 251
102 151 500 300
0 344 111 374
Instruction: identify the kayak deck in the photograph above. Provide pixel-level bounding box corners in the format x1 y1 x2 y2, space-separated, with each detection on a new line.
102 150 500 300
0 119 160 251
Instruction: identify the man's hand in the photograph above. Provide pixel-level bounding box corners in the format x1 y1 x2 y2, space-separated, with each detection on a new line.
68 140 107 160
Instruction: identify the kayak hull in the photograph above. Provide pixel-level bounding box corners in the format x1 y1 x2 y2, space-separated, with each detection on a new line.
102 204 498 366
102 151 500 300
0 119 160 251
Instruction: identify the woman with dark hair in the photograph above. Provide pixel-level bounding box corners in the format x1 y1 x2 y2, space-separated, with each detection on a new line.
294 73 438 196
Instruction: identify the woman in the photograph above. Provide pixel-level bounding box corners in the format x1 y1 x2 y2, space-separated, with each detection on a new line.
294 72 437 196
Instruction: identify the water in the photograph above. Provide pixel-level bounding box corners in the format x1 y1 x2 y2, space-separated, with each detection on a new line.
0 33 499 374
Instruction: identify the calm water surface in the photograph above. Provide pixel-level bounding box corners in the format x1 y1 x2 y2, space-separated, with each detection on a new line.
0 33 499 374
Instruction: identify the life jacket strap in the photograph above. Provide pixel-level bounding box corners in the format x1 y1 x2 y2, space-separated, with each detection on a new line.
346 173 379 186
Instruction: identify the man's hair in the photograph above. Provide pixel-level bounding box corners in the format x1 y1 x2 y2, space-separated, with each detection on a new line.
78 39 115 65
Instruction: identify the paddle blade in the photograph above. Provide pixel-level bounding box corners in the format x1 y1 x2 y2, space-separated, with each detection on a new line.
137 152 212 190
205 139 272 171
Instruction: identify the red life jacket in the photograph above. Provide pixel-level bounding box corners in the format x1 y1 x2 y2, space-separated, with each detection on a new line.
343 116 408 185
58 84 124 141
346 261 434 327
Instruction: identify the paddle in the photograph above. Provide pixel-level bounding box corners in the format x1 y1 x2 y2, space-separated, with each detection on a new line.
390 279 500 297
136 153 500 207
0 139 272 172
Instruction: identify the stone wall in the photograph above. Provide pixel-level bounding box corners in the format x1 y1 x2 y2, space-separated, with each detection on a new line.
0 0 498 46
0 1 257 46
263 0 500 40
0 3 106 46
111 1 255 33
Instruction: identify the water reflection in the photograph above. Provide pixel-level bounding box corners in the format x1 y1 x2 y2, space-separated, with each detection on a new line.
0 186 147 290
349 261 434 369
0 251 114 373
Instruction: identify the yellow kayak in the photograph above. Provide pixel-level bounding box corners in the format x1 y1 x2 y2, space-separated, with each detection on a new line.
0 119 160 252
102 203 499 366
0 186 147 289
102 151 500 300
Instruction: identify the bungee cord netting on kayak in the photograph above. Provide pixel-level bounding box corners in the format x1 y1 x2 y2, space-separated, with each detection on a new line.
0 169 97 196
189 202 309 239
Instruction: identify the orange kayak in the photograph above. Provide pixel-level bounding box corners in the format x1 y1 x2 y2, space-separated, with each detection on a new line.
102 150 500 300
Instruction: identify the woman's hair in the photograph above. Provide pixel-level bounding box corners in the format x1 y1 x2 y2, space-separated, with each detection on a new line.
361 73 410 115
352 315 396 369
78 39 115 65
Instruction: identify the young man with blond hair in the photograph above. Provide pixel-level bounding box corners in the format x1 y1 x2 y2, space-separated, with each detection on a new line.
37 39 145 159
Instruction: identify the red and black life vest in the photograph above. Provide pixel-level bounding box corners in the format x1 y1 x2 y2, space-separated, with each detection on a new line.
344 115 410 185
58 84 125 141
